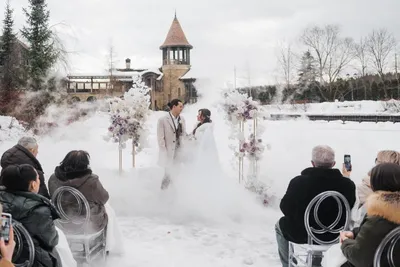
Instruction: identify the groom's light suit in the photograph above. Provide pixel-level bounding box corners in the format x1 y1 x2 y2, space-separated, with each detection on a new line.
157 112 186 168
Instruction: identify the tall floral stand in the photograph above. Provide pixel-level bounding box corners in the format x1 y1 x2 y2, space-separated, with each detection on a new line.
118 139 123 174
132 141 136 168
238 119 245 183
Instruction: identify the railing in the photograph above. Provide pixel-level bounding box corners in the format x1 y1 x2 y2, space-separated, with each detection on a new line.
268 114 400 123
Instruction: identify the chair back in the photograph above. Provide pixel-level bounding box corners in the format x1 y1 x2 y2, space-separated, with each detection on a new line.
12 220 35 267
374 226 400 267
304 191 351 245
51 186 91 234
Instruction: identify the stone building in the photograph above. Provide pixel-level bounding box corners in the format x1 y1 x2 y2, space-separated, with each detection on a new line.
66 14 197 108
142 14 197 110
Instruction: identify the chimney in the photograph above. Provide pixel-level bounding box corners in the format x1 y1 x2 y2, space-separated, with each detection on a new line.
125 58 131 69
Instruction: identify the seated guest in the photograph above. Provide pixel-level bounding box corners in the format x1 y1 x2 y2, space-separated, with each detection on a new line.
1 137 50 198
340 163 400 267
0 164 60 267
275 145 356 267
357 150 400 206
49 150 109 233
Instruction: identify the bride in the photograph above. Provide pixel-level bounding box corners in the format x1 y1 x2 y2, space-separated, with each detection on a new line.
187 108 220 172
171 108 266 224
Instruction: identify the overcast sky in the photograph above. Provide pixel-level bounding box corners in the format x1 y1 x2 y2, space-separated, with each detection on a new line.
4 0 400 87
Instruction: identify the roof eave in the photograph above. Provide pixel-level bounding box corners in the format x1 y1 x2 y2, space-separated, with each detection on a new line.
159 44 193 49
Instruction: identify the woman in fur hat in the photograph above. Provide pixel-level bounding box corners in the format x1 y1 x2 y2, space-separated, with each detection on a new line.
340 163 400 267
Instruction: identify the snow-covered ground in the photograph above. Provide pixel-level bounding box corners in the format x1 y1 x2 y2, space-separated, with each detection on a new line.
264 100 400 115
1 99 400 266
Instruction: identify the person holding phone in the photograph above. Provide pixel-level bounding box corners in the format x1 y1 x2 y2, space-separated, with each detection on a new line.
0 164 60 267
0 225 15 267
0 204 15 267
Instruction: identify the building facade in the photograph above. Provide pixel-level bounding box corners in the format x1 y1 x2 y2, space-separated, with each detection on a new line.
66 15 197 109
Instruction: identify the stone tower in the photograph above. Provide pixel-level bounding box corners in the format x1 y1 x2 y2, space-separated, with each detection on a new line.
159 14 193 103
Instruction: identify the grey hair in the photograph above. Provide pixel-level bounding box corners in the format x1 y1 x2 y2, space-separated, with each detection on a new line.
312 145 335 168
17 137 38 150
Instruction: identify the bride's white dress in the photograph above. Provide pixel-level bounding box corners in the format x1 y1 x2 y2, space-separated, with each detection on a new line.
171 122 262 224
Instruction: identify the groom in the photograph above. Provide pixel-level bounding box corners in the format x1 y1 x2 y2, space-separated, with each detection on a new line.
157 99 186 189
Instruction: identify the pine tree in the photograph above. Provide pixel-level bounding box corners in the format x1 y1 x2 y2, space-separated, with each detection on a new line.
21 0 57 91
0 1 16 67
0 0 25 112
298 50 317 88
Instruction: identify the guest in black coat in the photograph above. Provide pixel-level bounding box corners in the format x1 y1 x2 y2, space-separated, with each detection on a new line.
1 137 50 198
0 164 61 267
275 145 357 267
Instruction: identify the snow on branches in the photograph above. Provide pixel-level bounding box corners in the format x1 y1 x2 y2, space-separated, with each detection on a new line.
106 75 151 152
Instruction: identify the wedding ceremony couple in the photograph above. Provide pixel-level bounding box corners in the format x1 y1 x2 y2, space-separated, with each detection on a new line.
157 99 219 189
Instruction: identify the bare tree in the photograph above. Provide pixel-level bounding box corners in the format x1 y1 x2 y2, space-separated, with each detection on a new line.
105 40 118 94
367 28 396 79
276 41 297 91
354 37 369 76
301 25 355 100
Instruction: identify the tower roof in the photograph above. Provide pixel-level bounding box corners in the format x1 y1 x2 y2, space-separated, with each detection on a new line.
160 15 193 49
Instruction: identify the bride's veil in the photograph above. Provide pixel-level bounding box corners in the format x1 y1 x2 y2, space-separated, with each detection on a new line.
192 123 222 178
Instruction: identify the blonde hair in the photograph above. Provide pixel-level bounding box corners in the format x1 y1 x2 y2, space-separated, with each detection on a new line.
376 150 400 165
367 150 400 177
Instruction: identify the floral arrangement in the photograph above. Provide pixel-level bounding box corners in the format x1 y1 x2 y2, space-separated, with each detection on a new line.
236 134 265 160
221 89 259 123
106 75 151 152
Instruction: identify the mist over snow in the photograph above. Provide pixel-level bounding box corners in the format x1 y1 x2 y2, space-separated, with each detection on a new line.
2 93 400 266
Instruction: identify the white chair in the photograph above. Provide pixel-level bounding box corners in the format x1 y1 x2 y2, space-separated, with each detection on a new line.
51 186 107 266
374 225 400 267
12 219 35 267
288 191 351 267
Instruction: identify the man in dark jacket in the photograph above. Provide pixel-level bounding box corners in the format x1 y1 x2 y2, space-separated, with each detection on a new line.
0 137 50 198
275 145 356 267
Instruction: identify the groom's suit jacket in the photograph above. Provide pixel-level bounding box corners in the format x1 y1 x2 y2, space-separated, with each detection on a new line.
157 112 186 167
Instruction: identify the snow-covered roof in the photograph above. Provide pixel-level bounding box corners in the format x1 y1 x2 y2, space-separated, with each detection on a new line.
140 68 162 76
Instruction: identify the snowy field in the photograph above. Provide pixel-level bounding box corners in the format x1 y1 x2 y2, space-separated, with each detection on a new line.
1 99 400 266
264 100 400 115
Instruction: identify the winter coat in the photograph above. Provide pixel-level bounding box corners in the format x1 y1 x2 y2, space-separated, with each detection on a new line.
0 188 60 267
340 191 400 267
0 145 50 199
157 113 187 167
48 167 109 233
356 175 372 206
279 167 356 244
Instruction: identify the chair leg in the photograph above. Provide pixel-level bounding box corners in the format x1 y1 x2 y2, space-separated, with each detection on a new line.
84 239 91 264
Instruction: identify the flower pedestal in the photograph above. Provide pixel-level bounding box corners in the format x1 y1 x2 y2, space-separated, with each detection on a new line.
106 75 151 174
118 139 123 174
132 140 136 168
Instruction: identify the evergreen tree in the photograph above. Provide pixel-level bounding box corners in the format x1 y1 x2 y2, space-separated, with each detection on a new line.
21 0 57 91
0 0 25 112
294 51 319 101
0 1 16 67
298 50 317 88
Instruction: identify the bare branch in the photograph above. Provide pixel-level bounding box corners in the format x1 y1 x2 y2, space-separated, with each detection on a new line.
367 28 397 79
276 41 297 90
354 37 369 76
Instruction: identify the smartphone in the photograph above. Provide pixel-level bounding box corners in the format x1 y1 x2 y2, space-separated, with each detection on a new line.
344 154 352 172
1 213 12 244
